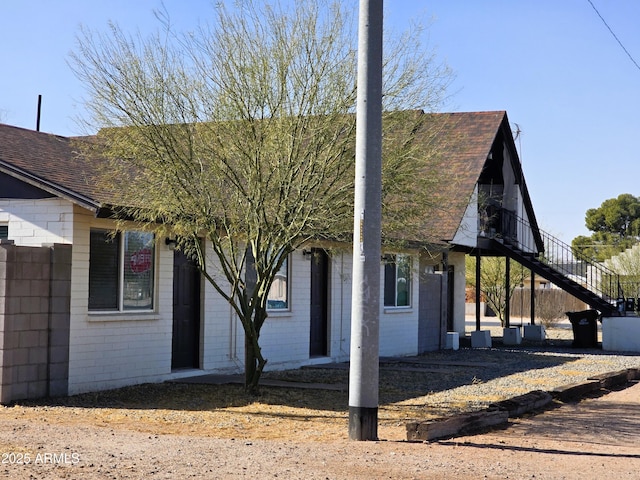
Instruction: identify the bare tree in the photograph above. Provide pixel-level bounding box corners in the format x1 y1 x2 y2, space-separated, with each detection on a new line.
466 256 526 327
70 0 454 393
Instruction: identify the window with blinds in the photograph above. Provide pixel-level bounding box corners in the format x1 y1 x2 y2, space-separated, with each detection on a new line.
88 229 155 312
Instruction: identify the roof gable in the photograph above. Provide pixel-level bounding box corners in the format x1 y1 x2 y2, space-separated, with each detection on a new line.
409 111 507 242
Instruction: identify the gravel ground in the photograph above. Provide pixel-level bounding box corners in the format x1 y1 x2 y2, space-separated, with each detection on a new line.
2 323 640 479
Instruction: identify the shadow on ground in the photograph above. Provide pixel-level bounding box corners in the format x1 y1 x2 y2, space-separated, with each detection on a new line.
13 343 617 415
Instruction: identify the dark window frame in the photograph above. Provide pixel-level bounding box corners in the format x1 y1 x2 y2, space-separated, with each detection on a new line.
383 254 412 308
88 229 155 312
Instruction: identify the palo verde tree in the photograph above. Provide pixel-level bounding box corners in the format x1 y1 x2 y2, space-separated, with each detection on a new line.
70 0 453 393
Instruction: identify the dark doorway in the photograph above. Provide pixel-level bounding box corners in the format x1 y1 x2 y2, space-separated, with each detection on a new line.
309 249 329 357
418 270 443 353
172 250 201 369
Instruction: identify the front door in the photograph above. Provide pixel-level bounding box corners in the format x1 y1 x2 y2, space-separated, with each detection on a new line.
309 249 329 357
172 250 200 369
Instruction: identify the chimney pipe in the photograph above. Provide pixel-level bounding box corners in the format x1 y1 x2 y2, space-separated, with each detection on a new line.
36 95 42 132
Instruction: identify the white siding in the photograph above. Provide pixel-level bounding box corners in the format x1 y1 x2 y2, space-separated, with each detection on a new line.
452 185 479 248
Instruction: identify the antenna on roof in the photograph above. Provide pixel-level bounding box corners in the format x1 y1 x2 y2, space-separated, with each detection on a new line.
36 95 42 132
513 122 522 162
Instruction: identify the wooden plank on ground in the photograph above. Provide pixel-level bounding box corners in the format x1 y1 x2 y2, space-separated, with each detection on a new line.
551 380 601 402
489 390 553 417
588 369 632 389
406 410 509 442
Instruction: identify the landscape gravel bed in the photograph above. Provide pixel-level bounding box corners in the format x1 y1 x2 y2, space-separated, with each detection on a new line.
263 338 640 425
3 327 640 479
4 328 640 443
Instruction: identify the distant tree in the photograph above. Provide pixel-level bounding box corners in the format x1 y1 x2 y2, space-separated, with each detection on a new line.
572 194 640 262
71 0 455 393
585 194 640 236
465 256 526 327
604 244 640 296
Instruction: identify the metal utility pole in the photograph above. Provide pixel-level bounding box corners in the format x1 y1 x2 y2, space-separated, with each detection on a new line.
348 0 383 441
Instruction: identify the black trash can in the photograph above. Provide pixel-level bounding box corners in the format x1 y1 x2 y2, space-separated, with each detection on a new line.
626 297 636 312
566 310 599 348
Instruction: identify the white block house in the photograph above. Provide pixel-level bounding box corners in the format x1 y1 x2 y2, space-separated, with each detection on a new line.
0 111 542 401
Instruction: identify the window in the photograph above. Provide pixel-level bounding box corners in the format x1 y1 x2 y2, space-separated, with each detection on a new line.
384 254 411 307
0 224 8 240
89 229 155 311
267 255 289 310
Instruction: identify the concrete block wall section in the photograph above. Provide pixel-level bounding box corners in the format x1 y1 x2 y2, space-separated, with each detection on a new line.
0 243 71 404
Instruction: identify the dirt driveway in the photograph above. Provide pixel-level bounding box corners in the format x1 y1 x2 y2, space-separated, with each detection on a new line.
1 381 639 479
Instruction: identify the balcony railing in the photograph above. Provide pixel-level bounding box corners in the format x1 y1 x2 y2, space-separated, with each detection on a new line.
485 208 622 305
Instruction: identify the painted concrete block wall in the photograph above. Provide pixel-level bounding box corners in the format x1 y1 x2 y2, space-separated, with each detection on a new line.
328 251 353 362
379 255 420 357
602 316 640 353
0 198 74 246
260 250 312 368
450 251 467 335
67 208 174 394
200 239 244 373
200 249 319 373
0 193 455 398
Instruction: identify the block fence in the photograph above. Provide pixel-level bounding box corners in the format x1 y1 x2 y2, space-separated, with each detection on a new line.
0 241 71 404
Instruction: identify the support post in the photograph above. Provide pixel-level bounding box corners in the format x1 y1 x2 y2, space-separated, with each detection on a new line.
475 254 481 331
530 270 536 324
348 0 383 442
505 257 510 328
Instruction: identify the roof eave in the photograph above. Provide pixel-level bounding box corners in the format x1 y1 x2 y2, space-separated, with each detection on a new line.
0 161 101 213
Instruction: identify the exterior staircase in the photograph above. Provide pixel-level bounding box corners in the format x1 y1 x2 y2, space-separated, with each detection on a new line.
478 209 621 317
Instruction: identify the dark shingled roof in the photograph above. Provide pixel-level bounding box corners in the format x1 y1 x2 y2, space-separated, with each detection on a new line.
0 110 533 244
0 124 115 211
414 110 507 242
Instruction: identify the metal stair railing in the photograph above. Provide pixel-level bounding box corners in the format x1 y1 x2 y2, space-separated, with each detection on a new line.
491 208 622 307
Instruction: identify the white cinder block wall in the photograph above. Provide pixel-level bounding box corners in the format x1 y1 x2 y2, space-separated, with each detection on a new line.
449 252 467 335
67 207 174 394
379 255 420 357
0 198 74 245
3 198 448 393
259 250 312 368
329 252 353 363
200 239 244 373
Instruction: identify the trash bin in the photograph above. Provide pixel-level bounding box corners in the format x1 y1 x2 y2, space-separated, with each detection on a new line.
616 298 626 314
625 297 636 312
565 310 599 348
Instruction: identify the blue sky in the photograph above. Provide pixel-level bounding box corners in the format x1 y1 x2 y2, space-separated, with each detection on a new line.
1 0 638 244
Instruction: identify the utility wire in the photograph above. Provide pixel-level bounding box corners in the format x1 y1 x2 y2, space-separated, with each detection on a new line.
586 0 640 72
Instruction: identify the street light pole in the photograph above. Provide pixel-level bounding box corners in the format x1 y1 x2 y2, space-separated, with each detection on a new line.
348 0 383 441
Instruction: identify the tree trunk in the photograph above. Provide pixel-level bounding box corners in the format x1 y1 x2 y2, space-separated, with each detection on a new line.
244 342 267 394
243 314 267 395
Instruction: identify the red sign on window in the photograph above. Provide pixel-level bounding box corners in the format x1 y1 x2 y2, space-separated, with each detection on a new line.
130 249 152 274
